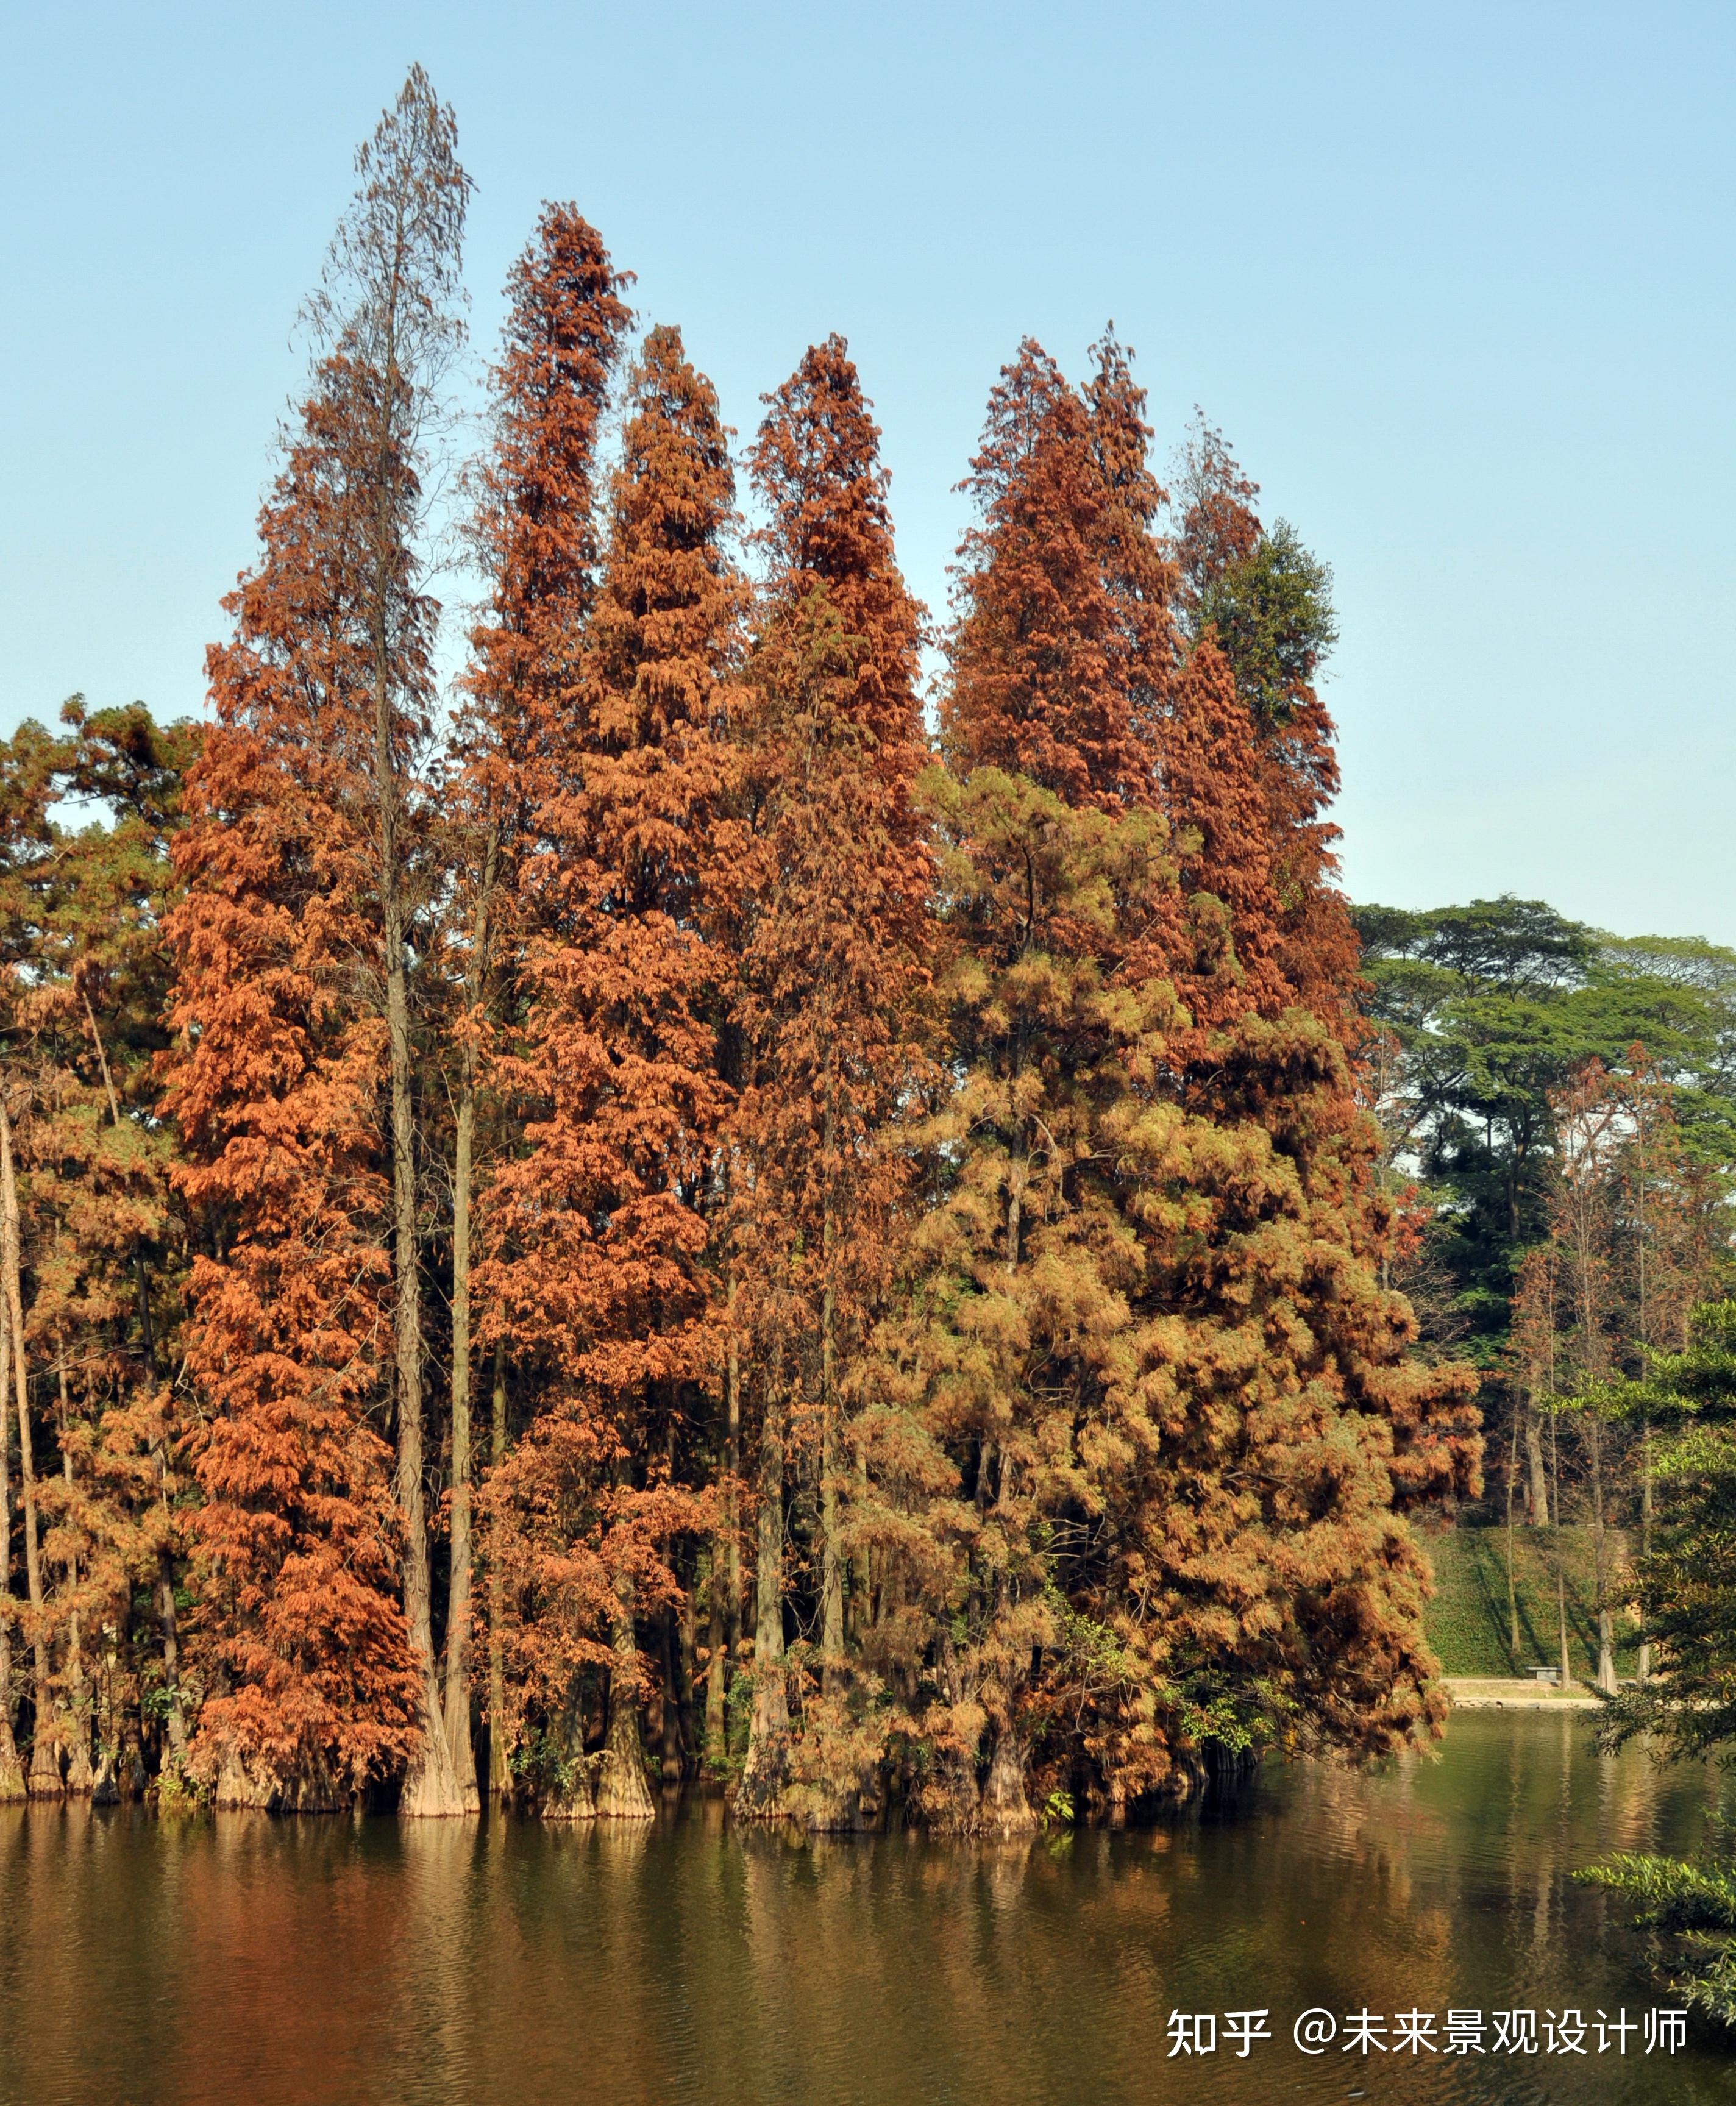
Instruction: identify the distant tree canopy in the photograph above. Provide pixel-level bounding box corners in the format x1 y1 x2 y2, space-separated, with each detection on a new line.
1353 892 1734 1709
1356 895 1736 1358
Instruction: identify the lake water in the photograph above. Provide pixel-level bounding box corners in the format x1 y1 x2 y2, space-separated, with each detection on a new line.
1 1713 1731 2104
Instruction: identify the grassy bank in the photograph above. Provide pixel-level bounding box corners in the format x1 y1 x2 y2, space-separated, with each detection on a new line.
1417 1522 1640 1680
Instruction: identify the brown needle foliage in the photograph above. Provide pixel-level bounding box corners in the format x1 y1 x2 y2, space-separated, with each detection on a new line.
482 324 743 1815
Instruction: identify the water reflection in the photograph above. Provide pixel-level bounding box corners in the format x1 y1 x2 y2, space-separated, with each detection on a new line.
0 1716 1729 2105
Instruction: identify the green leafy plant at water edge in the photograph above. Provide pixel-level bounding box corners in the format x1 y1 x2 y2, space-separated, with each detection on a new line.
1574 1305 1736 2024
150 1759 202 1813
511 1727 596 1799
1578 1837 1736 2026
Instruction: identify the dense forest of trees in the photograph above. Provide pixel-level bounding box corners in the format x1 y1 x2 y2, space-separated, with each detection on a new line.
3 70 1725 1827
1359 902 1735 1690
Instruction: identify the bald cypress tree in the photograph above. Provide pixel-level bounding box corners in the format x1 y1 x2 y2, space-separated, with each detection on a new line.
886 336 1478 1830
884 336 1179 1831
453 204 633 1801
165 347 425 1807
1171 416 1356 1013
483 324 743 1818
731 338 936 1821
941 340 1149 809
165 69 468 1810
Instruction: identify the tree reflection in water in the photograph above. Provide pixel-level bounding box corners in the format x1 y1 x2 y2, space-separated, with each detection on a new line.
0 1716 1729 2105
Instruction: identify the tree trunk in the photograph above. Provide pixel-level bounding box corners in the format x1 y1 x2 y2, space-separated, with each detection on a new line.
595 1597 655 1821
704 1282 739 1778
738 1378 789 1816
58 1362 93 1798
724 1289 741 1665
819 1273 845 1691
486 1343 511 1799
659 1609 683 1790
817 1095 846 1691
1524 1413 1549 1525
91 1615 122 1805
377 683 463 1820
1556 1563 1572 1690
1549 1408 1571 1690
0 1279 23 1800
539 1675 595 1821
155 1543 188 1760
978 1720 1036 1837
1587 1415 1617 1695
703 1548 727 1773
1504 1411 1520 1664
1638 1417 1653 1682
441 839 497 1815
440 1050 481 1814
2 1103 58 1798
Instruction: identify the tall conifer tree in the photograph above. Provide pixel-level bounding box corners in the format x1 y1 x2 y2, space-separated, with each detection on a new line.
166 69 469 1809
454 205 632 1799
483 324 742 1818
889 336 1479 1829
941 341 1148 808
731 338 935 1819
166 358 423 1805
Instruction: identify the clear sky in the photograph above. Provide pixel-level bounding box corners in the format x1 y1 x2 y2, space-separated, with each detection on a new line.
3 1 1731 939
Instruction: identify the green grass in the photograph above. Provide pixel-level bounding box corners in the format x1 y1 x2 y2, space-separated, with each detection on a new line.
1418 1522 1641 1680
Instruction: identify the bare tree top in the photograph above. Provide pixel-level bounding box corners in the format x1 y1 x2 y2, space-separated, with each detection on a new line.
304 64 472 399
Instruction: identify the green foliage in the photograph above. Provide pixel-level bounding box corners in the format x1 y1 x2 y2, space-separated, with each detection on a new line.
1039 1578 1132 1692
1418 1523 1638 1677
1169 1692 1266 1758
1357 897 1736 1363
510 1726 596 1799
1579 1830 1736 2025
724 1664 755 1763
1578 1304 1736 2020
150 1759 204 1814
1593 1301 1736 1759
1194 520 1336 731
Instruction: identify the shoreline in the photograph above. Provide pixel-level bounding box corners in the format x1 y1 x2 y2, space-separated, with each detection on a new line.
1444 1677 1602 1710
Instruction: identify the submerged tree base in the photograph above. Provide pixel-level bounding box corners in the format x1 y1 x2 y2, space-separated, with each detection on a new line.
540 1769 597 1822
595 1708 656 1821
400 1740 482 1820
214 1751 350 1816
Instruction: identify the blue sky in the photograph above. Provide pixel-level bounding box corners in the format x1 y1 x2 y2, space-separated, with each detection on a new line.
3 1 1731 937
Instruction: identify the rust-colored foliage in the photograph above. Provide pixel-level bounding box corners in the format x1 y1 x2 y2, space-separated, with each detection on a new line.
942 340 1151 809
451 206 634 1796
460 205 633 842
1170 418 1359 1018
731 338 937 1813
482 324 742 1791
1140 632 1287 1035
1173 411 1262 610
162 355 427 1805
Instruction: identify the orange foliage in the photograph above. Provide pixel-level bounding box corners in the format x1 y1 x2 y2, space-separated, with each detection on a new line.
943 341 1151 808
482 323 742 1746
163 357 427 1803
